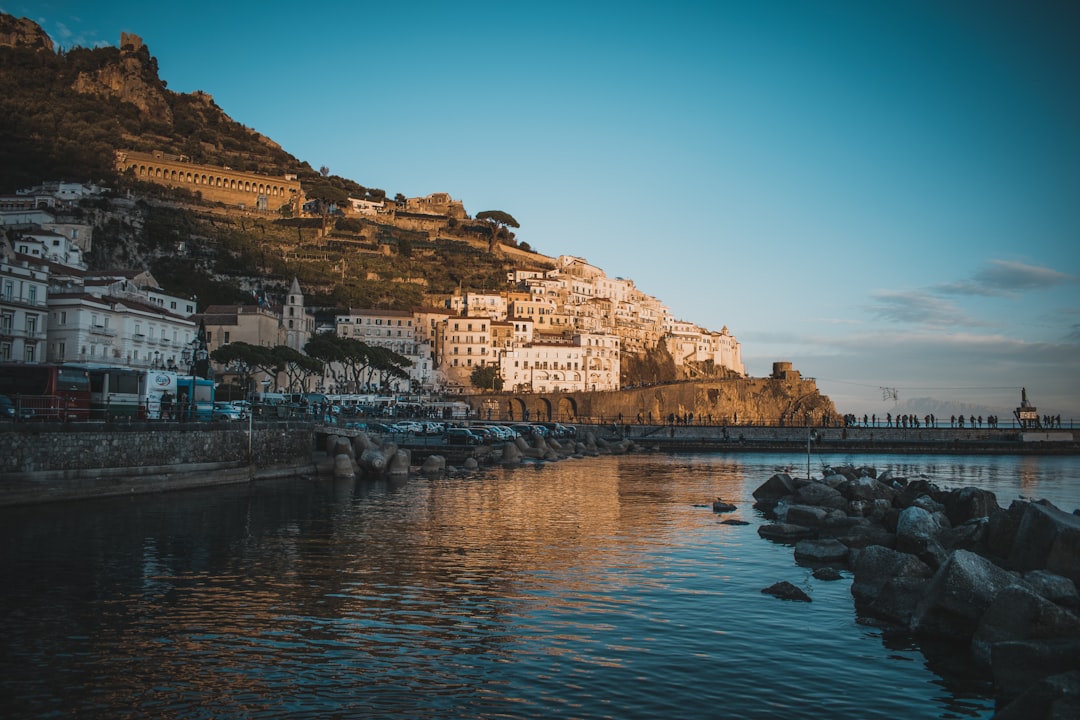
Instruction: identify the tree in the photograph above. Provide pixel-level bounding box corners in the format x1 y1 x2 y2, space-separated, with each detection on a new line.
470 364 503 392
272 345 324 392
210 341 277 395
305 182 348 235
475 210 519 253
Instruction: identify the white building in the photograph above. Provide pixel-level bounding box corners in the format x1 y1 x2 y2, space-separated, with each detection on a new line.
499 332 620 394
0 252 49 363
334 307 433 392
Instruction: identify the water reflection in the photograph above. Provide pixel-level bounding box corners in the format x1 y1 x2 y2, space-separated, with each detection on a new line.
2 453 1075 718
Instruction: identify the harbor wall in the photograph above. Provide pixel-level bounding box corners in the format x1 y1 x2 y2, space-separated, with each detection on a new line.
0 421 317 506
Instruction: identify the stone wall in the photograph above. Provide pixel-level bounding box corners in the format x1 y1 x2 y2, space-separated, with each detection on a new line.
0 422 316 505
115 149 303 211
470 377 836 426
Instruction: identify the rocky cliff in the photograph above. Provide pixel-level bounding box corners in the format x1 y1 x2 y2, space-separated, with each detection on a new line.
0 14 53 51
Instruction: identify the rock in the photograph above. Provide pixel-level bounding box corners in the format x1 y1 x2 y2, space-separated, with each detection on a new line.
896 506 942 551
971 584 1080 666
753 473 796 504
942 486 1001 526
1008 501 1080 587
720 518 750 526
938 518 989 554
841 476 897 504
386 448 411 475
794 481 847 510
869 576 933 627
332 453 355 480
712 498 737 513
762 581 811 602
991 670 1080 720
991 639 1080 704
501 442 523 465
421 455 446 474
985 501 1028 560
794 538 849 563
757 523 817 543
909 549 1021 640
463 457 479 471
851 545 933 605
813 567 843 581
1024 570 1080 610
784 504 829 528
832 522 896 550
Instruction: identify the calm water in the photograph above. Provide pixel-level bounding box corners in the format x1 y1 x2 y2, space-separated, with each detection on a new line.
1 452 1078 719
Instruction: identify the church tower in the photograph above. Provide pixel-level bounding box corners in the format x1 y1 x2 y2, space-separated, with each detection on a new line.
282 277 311 351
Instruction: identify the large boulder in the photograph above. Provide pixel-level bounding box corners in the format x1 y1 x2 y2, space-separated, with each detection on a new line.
1008 501 1080 587
753 473 796 505
841 476 897 504
758 523 817 543
941 486 1000 526
991 670 1080 720
851 545 934 626
794 538 849 564
971 584 1080 666
1024 570 1080 611
851 545 933 604
985 501 1028 560
991 640 1080 705
783 504 830 528
794 481 847 511
909 549 1021 639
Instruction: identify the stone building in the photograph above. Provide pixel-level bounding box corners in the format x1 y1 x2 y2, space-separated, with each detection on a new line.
115 149 303 212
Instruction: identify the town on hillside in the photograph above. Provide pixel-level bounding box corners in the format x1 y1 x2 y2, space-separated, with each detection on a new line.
0 179 745 400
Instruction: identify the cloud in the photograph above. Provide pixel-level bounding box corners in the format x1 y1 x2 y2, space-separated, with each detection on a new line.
935 259 1077 297
866 290 977 326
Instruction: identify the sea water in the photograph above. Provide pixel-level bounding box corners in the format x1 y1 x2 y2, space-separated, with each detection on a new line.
1 452 1077 719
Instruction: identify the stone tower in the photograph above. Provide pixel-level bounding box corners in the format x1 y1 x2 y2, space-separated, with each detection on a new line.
282 277 310 352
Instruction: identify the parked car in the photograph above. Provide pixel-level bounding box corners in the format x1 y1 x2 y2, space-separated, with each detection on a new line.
445 427 482 445
212 402 245 421
0 394 33 420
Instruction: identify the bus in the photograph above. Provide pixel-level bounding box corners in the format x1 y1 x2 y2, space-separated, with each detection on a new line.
71 366 178 420
0 363 91 420
176 375 215 421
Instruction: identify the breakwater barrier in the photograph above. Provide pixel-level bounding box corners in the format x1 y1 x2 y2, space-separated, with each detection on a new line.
0 420 316 507
2 421 1076 507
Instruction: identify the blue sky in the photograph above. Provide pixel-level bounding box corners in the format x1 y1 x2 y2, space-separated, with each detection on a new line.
13 1 1080 418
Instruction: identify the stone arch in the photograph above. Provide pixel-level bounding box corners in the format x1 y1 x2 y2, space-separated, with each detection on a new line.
532 397 553 423
557 396 578 422
507 397 527 421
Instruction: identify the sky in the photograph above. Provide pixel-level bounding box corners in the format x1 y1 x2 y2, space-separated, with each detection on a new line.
11 1 1080 419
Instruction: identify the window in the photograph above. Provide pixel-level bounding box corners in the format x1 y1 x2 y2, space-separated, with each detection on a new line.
58 342 65 360
224 332 230 344
24 344 35 362
0 342 10 360
26 315 37 335
27 286 37 304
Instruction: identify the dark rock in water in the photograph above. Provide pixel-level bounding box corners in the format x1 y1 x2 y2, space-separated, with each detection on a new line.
1008 501 1080 587
909 549 1020 640
991 639 1080 705
794 538 849 563
851 545 934 605
868 576 933 627
813 567 843 581
1024 570 1080 610
942 486 1001 526
784 504 829 528
991 670 1080 720
753 473 796 504
971 584 1080 667
832 522 896 551
758 523 817 543
794 481 847 510
720 518 750 526
762 581 811 602
712 498 737 513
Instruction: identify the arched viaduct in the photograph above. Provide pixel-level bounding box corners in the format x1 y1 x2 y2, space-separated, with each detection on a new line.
115 149 303 211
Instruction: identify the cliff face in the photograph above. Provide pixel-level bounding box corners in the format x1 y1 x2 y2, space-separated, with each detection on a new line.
70 32 173 123
0 14 53 51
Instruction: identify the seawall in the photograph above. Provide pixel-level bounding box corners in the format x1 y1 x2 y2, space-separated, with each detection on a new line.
0 420 317 507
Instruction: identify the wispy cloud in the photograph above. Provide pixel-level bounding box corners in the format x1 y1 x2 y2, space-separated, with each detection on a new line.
866 290 978 327
935 259 1077 297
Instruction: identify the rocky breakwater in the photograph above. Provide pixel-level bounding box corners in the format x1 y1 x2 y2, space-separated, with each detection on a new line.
752 467 1080 718
316 428 638 480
